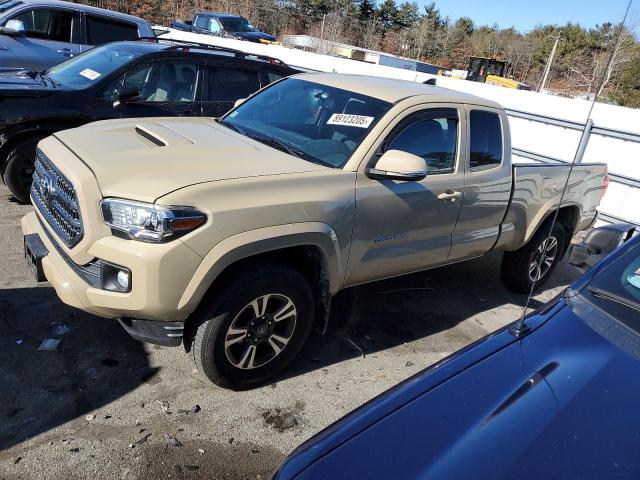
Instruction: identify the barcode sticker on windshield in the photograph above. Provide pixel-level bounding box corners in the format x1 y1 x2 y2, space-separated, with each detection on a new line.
327 113 374 129
79 68 101 80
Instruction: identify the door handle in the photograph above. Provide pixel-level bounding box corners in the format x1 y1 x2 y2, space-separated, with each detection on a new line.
437 190 462 202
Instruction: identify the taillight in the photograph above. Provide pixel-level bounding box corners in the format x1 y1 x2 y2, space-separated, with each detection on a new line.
603 174 610 193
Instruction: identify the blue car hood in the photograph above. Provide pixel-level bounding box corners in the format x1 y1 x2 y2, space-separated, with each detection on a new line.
283 299 640 479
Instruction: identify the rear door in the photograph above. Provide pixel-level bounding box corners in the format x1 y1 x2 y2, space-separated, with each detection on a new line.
5 6 80 67
202 61 262 117
449 107 512 260
95 57 203 119
346 106 466 285
79 14 140 53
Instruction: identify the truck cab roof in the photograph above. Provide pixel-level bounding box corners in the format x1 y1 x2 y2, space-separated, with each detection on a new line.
293 73 503 109
0 0 150 23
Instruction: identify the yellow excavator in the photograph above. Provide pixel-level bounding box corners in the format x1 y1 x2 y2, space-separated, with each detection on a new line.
466 57 530 90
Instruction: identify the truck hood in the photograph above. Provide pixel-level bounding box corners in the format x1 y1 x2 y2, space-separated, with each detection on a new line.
53 117 326 202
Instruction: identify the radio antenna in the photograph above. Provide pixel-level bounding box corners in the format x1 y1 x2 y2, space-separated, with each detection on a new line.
510 0 634 336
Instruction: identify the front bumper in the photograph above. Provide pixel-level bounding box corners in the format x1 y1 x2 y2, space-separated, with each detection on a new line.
21 211 203 323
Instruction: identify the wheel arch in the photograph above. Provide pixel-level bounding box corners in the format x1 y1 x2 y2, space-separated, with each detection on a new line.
179 223 343 344
529 204 580 255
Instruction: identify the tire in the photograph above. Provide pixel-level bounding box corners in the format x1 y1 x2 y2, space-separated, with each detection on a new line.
501 222 566 294
2 136 43 204
192 265 314 389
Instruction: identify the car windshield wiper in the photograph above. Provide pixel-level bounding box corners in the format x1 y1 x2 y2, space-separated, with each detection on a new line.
218 119 247 136
39 72 60 87
588 286 640 314
248 134 324 165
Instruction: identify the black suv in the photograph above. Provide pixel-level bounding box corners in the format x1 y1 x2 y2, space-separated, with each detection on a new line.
0 40 299 202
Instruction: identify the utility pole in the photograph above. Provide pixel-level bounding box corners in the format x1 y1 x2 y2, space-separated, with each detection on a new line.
319 14 326 53
538 35 560 92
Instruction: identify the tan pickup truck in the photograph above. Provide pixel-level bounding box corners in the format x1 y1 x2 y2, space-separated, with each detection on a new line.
21 73 608 388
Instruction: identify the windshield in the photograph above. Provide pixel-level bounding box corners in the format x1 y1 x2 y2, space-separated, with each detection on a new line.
583 240 640 331
220 78 392 168
219 17 256 32
46 44 143 89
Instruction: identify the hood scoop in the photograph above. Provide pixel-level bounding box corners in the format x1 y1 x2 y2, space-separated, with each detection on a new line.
134 121 196 147
135 126 166 146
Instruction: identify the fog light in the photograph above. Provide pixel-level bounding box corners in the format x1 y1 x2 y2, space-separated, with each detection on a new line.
100 262 131 293
117 270 130 290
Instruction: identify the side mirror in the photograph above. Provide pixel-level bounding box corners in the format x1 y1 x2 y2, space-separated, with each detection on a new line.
234 97 246 109
1 19 26 36
570 223 636 271
113 86 141 107
366 150 427 182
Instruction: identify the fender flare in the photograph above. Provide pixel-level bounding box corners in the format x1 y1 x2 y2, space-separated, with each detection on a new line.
177 222 343 315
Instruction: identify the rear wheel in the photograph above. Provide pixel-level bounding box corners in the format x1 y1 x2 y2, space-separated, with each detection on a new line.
191 265 314 389
3 136 44 204
501 222 566 293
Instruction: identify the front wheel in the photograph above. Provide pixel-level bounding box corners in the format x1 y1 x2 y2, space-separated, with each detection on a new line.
3 136 43 204
501 222 566 293
191 265 314 389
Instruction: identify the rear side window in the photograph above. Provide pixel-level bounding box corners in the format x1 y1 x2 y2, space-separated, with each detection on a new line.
208 67 260 101
469 110 503 170
13 8 73 42
86 15 138 45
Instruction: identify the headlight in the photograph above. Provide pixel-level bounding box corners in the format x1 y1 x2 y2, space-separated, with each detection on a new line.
101 198 206 243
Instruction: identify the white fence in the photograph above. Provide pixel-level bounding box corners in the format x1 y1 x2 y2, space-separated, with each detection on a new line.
159 28 640 227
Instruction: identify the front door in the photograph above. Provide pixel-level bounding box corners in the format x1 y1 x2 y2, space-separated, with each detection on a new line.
345 107 466 286
7 7 80 69
94 59 203 120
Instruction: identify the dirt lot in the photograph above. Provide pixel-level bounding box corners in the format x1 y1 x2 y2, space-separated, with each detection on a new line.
0 183 580 480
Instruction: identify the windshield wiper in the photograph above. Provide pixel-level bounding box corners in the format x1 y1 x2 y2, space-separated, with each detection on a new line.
588 287 640 314
218 119 247 136
249 134 324 165
39 72 60 87
250 135 301 157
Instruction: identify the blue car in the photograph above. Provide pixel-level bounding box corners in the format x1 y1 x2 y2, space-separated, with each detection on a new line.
0 0 154 72
275 224 640 480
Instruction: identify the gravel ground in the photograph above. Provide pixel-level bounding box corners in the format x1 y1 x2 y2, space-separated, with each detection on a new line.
0 183 581 480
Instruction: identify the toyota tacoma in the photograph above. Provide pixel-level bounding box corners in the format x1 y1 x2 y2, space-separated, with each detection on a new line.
21 73 608 389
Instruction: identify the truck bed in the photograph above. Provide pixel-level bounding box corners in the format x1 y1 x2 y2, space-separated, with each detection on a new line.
496 162 608 251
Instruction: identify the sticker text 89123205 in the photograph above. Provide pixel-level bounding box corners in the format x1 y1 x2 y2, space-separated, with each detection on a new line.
327 113 374 129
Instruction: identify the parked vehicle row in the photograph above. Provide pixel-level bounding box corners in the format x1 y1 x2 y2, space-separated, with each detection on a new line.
5 2 634 478
21 72 608 389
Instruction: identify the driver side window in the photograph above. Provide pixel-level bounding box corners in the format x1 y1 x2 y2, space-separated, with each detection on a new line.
12 8 73 42
102 61 199 103
386 110 458 174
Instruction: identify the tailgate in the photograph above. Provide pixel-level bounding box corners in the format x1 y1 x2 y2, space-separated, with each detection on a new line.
497 163 607 251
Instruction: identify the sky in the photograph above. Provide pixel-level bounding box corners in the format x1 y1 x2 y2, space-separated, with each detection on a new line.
425 0 633 32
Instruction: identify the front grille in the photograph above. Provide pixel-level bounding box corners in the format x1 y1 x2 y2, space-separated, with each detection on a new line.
32 149 83 247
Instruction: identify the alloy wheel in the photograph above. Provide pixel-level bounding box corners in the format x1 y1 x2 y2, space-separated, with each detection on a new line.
224 293 297 370
528 235 558 282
